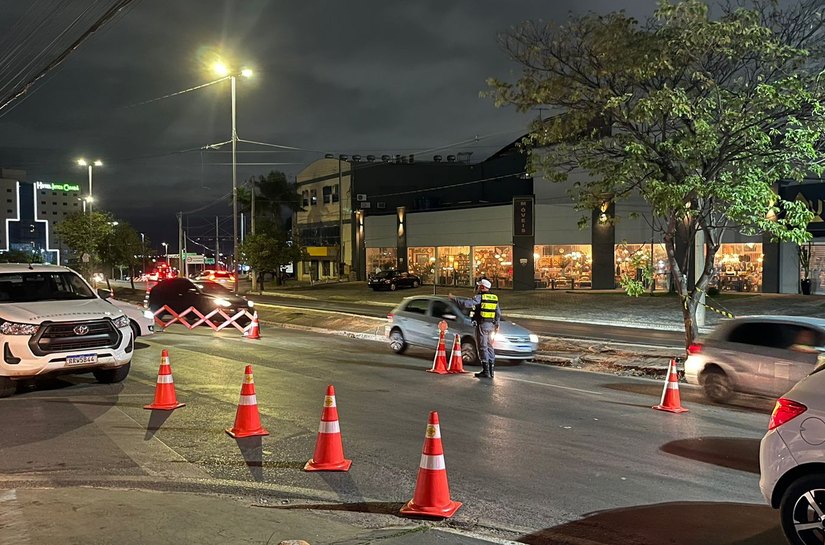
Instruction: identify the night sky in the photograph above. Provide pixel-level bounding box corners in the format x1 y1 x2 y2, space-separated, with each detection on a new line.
0 0 647 248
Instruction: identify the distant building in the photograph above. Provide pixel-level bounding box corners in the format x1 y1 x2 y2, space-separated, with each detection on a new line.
0 168 83 264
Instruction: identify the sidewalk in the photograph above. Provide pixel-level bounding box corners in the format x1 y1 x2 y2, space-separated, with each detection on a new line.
3 487 501 545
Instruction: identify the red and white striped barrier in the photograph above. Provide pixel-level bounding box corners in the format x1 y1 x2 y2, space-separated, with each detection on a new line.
152 305 256 335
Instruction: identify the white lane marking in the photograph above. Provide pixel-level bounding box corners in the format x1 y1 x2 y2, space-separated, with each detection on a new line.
255 302 386 322
503 376 604 396
0 490 31 545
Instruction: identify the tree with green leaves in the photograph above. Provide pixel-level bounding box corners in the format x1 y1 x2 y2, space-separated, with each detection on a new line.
54 211 117 281
98 222 145 288
240 220 305 291
0 249 44 264
488 0 825 348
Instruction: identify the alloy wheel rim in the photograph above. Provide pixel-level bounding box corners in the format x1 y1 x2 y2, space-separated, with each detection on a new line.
792 488 825 544
389 333 403 351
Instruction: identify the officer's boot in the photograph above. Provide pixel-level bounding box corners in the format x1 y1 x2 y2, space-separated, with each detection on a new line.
475 361 490 378
488 360 495 378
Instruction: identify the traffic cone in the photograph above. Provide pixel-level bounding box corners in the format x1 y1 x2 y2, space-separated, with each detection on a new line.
304 385 352 471
244 312 261 339
400 411 462 518
653 359 689 414
427 331 449 374
447 334 467 374
144 349 185 410
226 365 270 438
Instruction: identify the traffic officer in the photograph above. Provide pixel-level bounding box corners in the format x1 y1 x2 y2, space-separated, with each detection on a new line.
451 278 501 379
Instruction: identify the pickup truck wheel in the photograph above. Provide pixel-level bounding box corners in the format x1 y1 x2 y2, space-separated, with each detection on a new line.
93 362 131 384
130 320 141 340
0 376 15 398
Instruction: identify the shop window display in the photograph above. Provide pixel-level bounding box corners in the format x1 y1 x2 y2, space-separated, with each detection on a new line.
366 248 397 275
473 246 513 289
436 246 471 286
408 247 436 284
806 244 825 295
710 243 763 292
614 243 671 291
533 245 592 289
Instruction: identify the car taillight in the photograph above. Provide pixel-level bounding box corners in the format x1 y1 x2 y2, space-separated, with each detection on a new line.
687 342 703 355
387 313 394 322
768 398 807 430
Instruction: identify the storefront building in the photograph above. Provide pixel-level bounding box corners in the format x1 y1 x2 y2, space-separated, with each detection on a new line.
296 145 814 293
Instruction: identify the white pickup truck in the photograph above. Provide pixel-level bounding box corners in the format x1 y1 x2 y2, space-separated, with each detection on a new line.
0 264 133 397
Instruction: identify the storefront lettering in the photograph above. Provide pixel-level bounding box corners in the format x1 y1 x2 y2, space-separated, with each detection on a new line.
513 197 534 236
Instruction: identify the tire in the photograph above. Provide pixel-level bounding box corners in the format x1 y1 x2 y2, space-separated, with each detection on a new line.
412 280 420 288
0 376 15 398
461 339 479 365
779 473 825 545
93 362 131 384
701 368 733 403
389 283 397 291
389 328 408 354
130 320 141 340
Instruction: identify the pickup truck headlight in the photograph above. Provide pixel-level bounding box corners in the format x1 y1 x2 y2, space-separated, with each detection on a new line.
529 334 539 343
143 310 154 319
0 321 39 335
112 315 130 329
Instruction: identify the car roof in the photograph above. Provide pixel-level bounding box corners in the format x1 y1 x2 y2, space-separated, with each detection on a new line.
0 263 74 274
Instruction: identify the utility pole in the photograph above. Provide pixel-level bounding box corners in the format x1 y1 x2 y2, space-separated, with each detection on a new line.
251 178 257 291
338 159 343 279
215 216 220 271
177 212 184 278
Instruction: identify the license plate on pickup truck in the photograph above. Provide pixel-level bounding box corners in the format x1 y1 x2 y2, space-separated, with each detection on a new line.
66 353 98 365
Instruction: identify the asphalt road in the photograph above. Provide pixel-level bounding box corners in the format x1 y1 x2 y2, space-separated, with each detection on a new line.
0 325 783 544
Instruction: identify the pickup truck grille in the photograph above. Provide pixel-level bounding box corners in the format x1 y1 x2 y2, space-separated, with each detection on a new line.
30 320 121 355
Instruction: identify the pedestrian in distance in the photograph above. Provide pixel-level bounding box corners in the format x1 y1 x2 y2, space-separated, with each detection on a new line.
449 278 501 379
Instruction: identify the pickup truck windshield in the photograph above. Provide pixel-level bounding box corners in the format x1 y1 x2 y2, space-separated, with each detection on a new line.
0 272 96 302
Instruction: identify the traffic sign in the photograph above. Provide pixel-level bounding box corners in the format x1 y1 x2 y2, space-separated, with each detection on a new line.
186 255 204 264
205 258 215 265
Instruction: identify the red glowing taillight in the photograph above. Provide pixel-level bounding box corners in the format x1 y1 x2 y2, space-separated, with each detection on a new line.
387 313 394 322
768 398 807 430
687 342 703 355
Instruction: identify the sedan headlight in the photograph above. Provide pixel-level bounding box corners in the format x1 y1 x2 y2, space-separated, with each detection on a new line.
529 334 539 343
0 321 39 335
214 298 232 308
247 300 254 308
112 315 130 329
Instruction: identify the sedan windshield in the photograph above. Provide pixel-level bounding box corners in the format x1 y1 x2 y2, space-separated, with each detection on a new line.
0 272 96 302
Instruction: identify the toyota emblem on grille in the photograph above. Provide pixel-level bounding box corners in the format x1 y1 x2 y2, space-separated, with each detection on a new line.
73 325 90 336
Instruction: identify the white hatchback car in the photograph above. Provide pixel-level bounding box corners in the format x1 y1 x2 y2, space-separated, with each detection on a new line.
760 362 825 545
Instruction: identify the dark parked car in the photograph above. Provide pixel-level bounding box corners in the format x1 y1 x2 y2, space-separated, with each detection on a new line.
368 270 421 291
146 278 254 320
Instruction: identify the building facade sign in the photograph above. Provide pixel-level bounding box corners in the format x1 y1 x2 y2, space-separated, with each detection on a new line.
35 181 80 192
513 197 534 236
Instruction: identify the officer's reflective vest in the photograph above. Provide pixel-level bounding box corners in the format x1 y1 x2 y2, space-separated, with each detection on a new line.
479 293 498 321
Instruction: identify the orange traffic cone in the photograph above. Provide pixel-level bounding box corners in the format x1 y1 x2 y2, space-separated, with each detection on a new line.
244 312 261 339
144 349 185 410
653 359 689 414
427 331 449 374
304 385 352 471
447 334 467 374
400 411 462 518
226 365 270 438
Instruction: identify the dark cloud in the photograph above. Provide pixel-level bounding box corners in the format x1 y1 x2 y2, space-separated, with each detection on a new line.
0 0 649 244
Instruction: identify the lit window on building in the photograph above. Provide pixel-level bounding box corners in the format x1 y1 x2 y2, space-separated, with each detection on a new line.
614 243 670 291
408 247 435 284
474 246 514 289
711 243 763 292
367 248 397 273
533 245 592 289
436 246 470 287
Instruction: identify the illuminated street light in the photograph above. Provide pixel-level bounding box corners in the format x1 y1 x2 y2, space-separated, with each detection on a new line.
77 158 102 213
212 61 253 294
162 242 168 259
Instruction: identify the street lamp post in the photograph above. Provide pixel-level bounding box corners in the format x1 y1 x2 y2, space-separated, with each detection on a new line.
77 159 102 213
213 63 252 295
162 242 168 262
140 233 146 277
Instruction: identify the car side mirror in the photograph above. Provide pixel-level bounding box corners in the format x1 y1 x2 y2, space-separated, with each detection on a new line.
442 313 457 321
97 288 112 300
